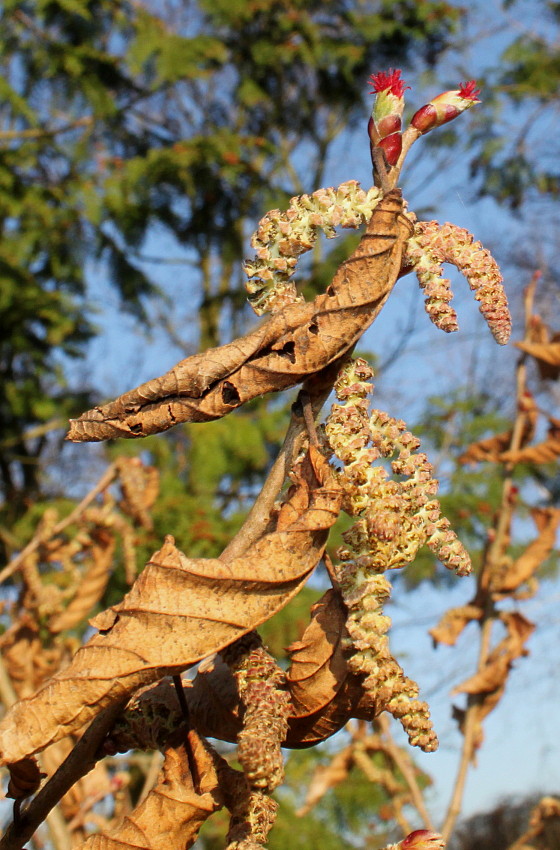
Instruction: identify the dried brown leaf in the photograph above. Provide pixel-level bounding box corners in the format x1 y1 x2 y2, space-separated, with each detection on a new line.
515 339 560 380
492 508 560 593
284 588 381 746
0 449 341 765
499 437 560 465
48 533 116 633
429 604 483 647
77 730 222 850
67 192 412 442
116 457 160 529
0 615 63 698
452 612 534 699
459 430 520 464
5 757 44 799
459 392 539 465
285 589 348 716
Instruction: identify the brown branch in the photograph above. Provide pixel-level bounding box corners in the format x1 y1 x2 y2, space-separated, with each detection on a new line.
376 715 435 832
0 702 127 850
220 372 337 563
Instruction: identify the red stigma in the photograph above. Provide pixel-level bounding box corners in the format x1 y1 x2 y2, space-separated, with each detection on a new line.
368 69 410 97
458 80 481 101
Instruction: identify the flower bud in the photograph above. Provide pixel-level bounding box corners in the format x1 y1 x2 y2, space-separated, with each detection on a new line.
411 80 480 134
401 830 446 850
377 132 402 167
368 69 409 142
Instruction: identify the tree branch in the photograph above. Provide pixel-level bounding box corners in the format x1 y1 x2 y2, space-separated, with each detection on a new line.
0 702 126 850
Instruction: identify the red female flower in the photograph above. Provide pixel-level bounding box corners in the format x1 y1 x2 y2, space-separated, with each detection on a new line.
411 80 481 134
368 69 410 165
368 69 410 98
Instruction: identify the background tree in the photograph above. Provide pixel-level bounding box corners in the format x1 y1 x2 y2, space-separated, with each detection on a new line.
1 1 560 849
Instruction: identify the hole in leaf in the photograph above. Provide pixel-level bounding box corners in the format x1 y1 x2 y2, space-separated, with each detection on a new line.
308 321 319 334
276 340 296 363
222 381 241 405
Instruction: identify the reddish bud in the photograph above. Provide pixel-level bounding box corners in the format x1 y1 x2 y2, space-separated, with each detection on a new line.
368 68 408 143
401 829 446 850
377 132 402 166
411 80 480 134
377 113 402 138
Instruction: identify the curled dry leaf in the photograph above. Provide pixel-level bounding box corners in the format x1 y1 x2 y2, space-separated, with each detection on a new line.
459 392 538 465
48 532 116 633
286 589 348 716
76 730 222 850
515 339 560 381
0 449 341 766
285 588 380 746
499 435 560 465
452 611 534 699
0 614 63 698
492 507 560 594
116 456 160 529
5 757 44 800
67 191 412 442
429 604 483 647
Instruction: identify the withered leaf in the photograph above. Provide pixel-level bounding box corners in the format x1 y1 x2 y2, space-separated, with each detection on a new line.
48 534 116 634
452 612 534 698
0 449 341 765
499 437 560 465
516 339 560 380
67 192 412 442
429 604 483 647
77 730 222 850
285 589 348 716
459 392 538 465
5 757 44 800
116 457 160 529
492 508 560 593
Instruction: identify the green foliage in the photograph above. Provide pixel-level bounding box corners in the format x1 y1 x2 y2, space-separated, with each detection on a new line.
465 0 560 208
0 0 461 529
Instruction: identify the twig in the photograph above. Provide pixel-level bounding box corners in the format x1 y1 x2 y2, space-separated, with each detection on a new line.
376 715 435 831
0 464 117 585
0 116 93 143
0 701 127 850
297 391 320 446
220 381 333 563
371 147 392 193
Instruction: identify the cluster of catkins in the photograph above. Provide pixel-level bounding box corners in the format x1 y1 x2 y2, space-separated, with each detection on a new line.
324 358 471 752
243 182 510 346
243 180 382 315
404 219 511 345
